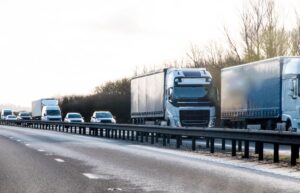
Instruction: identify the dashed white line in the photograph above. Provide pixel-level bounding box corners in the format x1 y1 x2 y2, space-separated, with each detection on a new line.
37 149 45 152
16 139 22 142
54 158 65 163
25 144 30 146
82 173 100 179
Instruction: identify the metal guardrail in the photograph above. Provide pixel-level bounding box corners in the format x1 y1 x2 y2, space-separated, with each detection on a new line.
1 120 300 166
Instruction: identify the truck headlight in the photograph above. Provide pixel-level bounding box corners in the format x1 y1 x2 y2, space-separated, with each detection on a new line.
208 118 216 127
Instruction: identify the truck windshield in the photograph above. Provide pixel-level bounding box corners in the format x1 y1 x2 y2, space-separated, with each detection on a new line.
173 86 209 100
96 112 112 118
47 110 61 116
20 112 30 116
4 111 12 116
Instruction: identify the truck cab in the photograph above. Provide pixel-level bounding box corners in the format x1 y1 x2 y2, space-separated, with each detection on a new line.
41 106 62 121
165 68 217 127
1 109 13 120
282 57 300 131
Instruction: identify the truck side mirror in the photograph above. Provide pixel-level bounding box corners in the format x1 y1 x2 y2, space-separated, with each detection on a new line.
291 79 298 99
167 88 173 101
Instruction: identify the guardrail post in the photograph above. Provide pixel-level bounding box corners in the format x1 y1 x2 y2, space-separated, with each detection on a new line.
255 142 259 154
95 128 99 136
291 145 299 166
222 139 226 150
155 133 159 143
258 142 264 161
192 137 196 151
140 132 144 143
122 130 125 140
136 131 139 141
167 135 170 144
238 140 242 152
176 136 181 149
151 133 154 144
131 131 134 141
210 138 215 153
163 134 166 146
244 140 249 158
206 138 210 148
232 139 236 156
273 143 279 163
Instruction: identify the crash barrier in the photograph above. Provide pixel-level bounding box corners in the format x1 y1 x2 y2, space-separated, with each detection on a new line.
1 120 300 166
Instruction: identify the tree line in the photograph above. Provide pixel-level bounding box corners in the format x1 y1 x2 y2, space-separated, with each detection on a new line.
59 0 300 124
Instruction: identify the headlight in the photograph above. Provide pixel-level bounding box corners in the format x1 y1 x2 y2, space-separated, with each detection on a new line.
112 119 116 123
208 118 216 128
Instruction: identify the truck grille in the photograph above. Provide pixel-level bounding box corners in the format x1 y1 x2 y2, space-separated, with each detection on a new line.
179 110 210 127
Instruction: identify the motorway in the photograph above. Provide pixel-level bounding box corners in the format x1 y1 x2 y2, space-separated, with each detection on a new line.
0 126 300 193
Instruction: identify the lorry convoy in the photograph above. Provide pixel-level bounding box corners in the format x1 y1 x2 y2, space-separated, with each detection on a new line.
3 56 300 133
32 99 62 121
221 56 300 132
130 68 217 127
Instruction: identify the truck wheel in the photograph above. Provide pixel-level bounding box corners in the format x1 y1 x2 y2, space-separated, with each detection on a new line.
286 120 292 131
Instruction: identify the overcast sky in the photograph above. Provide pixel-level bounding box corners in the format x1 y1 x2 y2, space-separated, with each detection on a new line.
0 0 299 107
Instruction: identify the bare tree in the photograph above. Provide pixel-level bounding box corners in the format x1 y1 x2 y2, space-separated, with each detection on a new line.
261 0 289 57
290 12 300 55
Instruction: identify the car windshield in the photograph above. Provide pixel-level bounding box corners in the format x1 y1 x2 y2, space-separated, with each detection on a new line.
20 112 30 116
68 114 81 118
47 110 61 116
4 111 12 116
7 115 16 118
173 86 209 100
95 112 112 118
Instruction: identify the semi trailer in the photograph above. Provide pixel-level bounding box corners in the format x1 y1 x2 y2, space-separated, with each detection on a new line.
131 68 217 127
221 56 300 132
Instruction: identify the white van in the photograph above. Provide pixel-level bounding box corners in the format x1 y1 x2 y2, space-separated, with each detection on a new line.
1 109 13 120
41 106 62 121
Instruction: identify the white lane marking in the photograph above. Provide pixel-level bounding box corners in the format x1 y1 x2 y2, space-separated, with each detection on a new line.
54 158 65 163
25 144 30 146
37 149 45 152
16 139 22 142
83 173 100 179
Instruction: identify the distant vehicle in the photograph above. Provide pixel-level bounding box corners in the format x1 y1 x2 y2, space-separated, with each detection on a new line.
17 112 32 120
1 109 13 120
131 68 217 127
64 112 84 123
90 111 116 124
32 99 62 121
221 56 300 132
5 115 17 121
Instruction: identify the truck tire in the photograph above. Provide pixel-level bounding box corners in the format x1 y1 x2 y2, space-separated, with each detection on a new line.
286 120 292 131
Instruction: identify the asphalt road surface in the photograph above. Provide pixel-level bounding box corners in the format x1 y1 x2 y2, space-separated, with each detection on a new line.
0 125 299 193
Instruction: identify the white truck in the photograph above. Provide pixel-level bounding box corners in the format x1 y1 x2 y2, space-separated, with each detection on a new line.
32 99 62 121
131 68 217 127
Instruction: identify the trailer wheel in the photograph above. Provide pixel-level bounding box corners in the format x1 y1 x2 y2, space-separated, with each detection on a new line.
286 119 292 131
